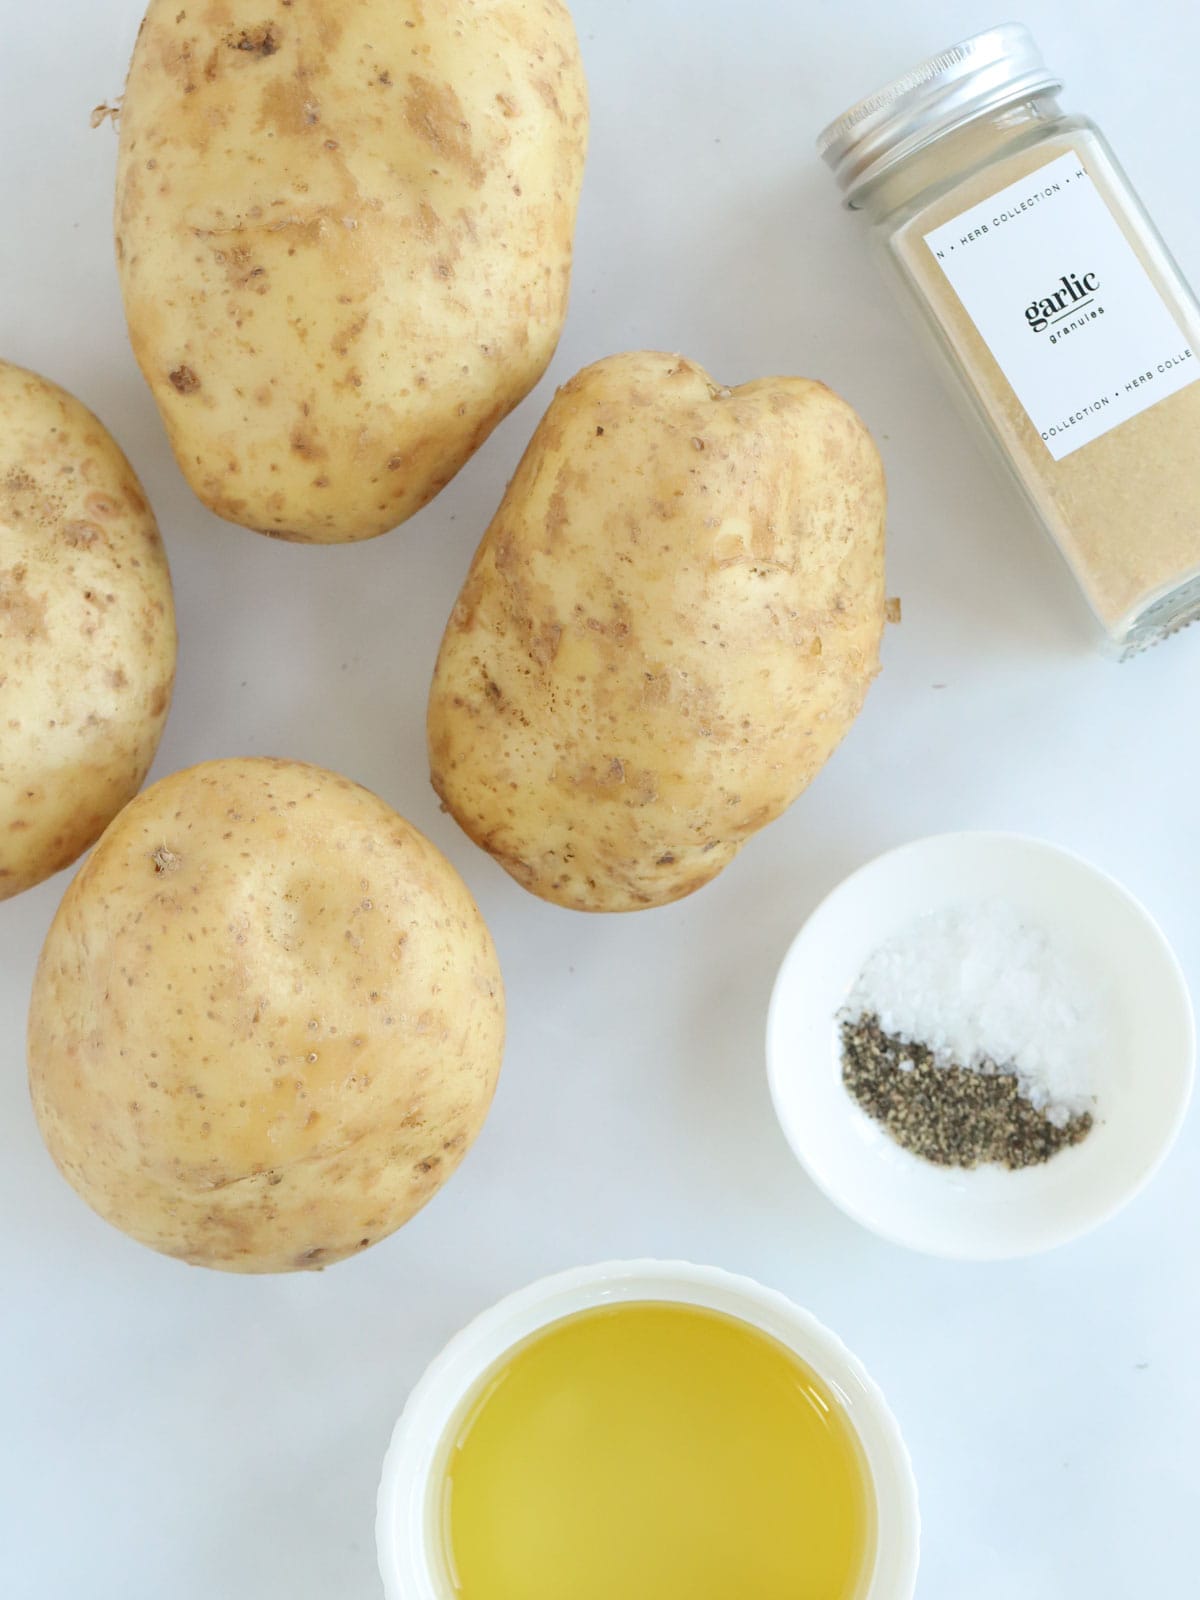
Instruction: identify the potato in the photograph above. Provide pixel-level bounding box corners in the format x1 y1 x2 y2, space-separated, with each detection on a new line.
427 352 886 912
115 0 588 543
28 758 504 1273
0 360 175 901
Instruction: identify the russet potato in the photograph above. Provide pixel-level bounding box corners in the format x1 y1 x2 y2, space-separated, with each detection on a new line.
28 758 504 1273
115 0 588 543
428 351 886 912
0 359 175 900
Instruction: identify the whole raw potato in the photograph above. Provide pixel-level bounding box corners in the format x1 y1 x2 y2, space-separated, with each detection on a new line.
28 759 505 1272
0 360 175 900
428 352 886 912
115 0 588 543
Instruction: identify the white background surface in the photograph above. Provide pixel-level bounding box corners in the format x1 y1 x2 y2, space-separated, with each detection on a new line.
2 2 1198 1596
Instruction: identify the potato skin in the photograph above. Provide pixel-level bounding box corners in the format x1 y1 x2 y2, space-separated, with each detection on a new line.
428 352 886 912
0 360 175 900
115 0 588 543
28 758 505 1273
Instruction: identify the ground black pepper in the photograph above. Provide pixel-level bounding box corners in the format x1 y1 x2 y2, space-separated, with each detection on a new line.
841 1013 1093 1170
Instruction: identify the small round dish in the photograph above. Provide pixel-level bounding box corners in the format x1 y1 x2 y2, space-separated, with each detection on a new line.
766 832 1195 1259
377 1258 919 1600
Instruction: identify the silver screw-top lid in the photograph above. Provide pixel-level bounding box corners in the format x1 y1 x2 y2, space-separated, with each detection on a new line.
817 23 1063 203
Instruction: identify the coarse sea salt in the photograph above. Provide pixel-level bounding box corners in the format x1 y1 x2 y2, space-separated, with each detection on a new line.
841 899 1099 1126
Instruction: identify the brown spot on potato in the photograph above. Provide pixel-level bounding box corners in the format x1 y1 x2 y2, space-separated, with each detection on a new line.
0 567 49 640
403 75 485 187
169 366 200 394
545 491 567 541
215 244 268 290
257 78 319 135
2 468 63 533
159 34 194 85
331 314 367 357
62 521 102 548
3 467 38 498
289 427 325 462
226 23 278 56
529 620 561 666
532 77 562 116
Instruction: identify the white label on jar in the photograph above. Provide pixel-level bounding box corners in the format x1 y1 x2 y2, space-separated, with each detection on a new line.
924 150 1197 460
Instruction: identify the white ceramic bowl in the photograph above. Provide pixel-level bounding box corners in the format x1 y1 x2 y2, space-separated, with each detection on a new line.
767 832 1195 1259
377 1259 919 1600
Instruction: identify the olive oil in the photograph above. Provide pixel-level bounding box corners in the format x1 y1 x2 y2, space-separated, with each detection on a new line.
441 1301 875 1600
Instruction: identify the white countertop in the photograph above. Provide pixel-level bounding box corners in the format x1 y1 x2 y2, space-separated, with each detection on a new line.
2 3 1198 1595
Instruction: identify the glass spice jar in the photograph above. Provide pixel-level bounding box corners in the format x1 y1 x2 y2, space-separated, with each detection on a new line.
818 23 1200 657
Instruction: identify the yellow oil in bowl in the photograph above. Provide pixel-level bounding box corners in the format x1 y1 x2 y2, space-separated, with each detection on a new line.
440 1300 876 1600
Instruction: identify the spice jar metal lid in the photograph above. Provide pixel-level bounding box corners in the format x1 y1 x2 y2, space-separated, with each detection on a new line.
817 23 1062 204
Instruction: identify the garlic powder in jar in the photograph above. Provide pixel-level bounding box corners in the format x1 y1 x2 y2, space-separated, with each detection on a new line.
819 24 1200 656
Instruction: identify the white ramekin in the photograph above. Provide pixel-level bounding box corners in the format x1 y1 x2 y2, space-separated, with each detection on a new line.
766 832 1196 1259
376 1258 920 1599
